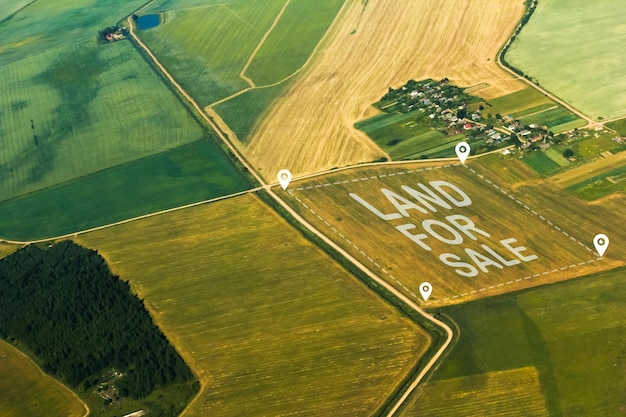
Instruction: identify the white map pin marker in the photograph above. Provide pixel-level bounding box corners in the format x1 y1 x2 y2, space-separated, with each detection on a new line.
455 141 470 164
593 234 609 257
277 169 292 190
419 282 433 302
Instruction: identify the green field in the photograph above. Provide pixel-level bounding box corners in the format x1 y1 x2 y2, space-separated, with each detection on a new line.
140 0 344 143
140 0 284 107
506 0 626 120
77 195 430 416
0 38 205 202
543 147 570 167
518 106 586 133
0 0 146 64
213 83 285 144
485 87 552 118
522 150 561 175
0 340 86 417
0 141 249 241
402 267 626 416
607 118 626 136
243 0 344 85
568 165 626 200
355 110 472 160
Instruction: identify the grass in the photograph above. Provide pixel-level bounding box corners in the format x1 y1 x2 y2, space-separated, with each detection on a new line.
354 109 501 160
403 267 626 416
0 0 147 64
0 339 86 417
606 118 626 136
543 148 570 167
356 110 465 160
140 0 285 107
0 39 205 202
0 141 249 241
244 0 344 86
76 194 430 416
518 106 585 133
522 151 561 175
485 87 552 118
505 0 626 120
568 165 626 200
279 161 620 307
212 83 285 144
402 367 549 416
243 0 526 181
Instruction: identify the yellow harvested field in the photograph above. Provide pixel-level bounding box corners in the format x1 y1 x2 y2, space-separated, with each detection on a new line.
76 194 429 416
401 367 549 416
0 340 87 417
0 242 19 258
245 0 525 180
549 151 626 188
279 161 624 307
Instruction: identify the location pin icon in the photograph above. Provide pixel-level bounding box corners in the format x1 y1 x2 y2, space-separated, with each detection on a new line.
455 141 470 164
419 282 433 302
593 234 609 257
277 169 292 190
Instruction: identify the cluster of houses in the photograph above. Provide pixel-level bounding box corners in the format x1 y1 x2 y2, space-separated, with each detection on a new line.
379 78 516 148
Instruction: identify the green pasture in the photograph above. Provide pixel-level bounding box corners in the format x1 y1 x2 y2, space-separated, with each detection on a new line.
522 150 561 175
575 133 625 157
213 83 284 144
355 110 469 160
544 147 570 167
506 0 626 120
510 103 556 119
568 165 626 200
606 118 626 136
77 195 428 417
0 39 205 202
0 141 248 241
405 267 626 416
519 106 585 132
140 0 284 107
245 0 344 85
0 0 32 21
0 340 86 417
485 87 552 117
0 0 146 64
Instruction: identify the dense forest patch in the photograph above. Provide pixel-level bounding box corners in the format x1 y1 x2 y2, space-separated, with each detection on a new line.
0 241 196 406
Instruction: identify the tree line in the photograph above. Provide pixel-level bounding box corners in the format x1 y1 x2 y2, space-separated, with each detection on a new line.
0 241 194 399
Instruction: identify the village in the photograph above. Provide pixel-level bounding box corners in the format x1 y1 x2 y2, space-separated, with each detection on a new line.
376 78 566 152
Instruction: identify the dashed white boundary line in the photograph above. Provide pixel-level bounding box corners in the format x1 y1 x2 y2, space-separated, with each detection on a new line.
288 163 603 305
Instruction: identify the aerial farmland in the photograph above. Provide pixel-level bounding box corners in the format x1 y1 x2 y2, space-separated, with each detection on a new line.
0 0 625 416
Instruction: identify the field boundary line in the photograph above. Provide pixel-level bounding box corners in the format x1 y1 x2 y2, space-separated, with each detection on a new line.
267 186 453 417
287 162 603 306
207 0 351 109
290 161 596 254
1 340 90 417
239 0 291 88
1 188 261 245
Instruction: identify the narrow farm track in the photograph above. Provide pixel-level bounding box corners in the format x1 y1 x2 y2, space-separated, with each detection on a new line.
124 12 456 417
245 0 526 181
238 0 291 88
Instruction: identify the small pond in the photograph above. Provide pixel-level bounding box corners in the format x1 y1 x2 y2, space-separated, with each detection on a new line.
137 14 160 30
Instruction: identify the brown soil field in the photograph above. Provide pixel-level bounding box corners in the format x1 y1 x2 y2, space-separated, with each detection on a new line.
278 160 624 307
245 0 525 180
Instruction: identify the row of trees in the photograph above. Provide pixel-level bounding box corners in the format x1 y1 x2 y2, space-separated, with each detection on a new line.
500 0 538 79
0 241 194 399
